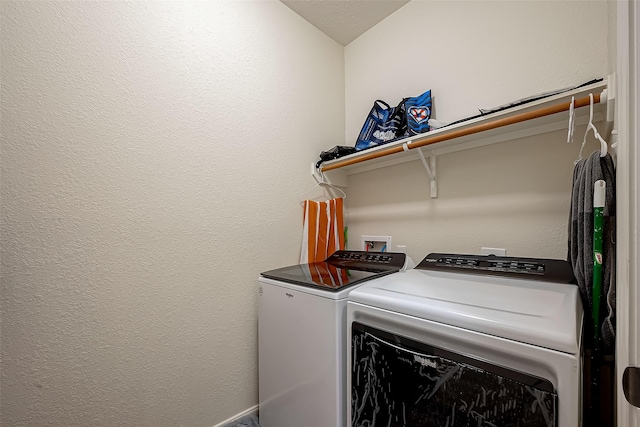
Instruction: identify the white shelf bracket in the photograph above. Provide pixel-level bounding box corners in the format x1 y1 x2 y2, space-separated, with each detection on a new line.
312 162 347 187
311 162 324 184
415 147 437 198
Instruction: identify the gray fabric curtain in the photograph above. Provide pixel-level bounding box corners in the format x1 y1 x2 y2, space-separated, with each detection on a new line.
568 151 616 352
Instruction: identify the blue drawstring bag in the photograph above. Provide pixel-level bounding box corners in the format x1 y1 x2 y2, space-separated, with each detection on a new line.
355 100 407 151
405 90 432 136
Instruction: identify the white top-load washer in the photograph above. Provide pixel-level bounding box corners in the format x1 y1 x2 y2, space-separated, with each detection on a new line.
347 253 583 427
258 251 412 427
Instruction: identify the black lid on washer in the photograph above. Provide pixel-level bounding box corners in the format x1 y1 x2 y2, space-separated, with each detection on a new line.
260 250 406 292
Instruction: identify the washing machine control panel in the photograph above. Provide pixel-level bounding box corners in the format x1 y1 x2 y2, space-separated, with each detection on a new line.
417 253 576 284
328 250 406 269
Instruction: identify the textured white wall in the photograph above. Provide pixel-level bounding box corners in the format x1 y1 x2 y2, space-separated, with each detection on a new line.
0 2 344 426
608 0 617 74
343 0 609 261
346 1 609 143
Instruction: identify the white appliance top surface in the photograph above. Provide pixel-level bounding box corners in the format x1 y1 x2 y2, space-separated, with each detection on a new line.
348 268 583 354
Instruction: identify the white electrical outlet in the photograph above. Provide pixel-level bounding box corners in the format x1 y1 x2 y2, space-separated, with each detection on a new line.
481 247 506 256
361 235 392 252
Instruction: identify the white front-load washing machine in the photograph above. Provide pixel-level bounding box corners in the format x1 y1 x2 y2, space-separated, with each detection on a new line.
258 250 412 427
347 253 583 427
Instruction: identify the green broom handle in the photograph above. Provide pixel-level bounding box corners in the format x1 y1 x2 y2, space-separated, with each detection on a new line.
592 180 606 345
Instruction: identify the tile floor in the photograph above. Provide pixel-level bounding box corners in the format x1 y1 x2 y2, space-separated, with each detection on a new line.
225 414 260 427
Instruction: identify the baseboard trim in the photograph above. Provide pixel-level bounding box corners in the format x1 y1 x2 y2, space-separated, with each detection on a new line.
212 405 259 427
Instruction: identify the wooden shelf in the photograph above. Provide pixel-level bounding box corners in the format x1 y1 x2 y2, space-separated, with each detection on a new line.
319 80 609 181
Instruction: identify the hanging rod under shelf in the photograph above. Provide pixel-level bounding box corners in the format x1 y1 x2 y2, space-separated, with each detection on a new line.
320 92 602 173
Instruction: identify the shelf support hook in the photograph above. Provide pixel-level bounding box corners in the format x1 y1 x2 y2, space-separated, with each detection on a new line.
404 143 436 198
